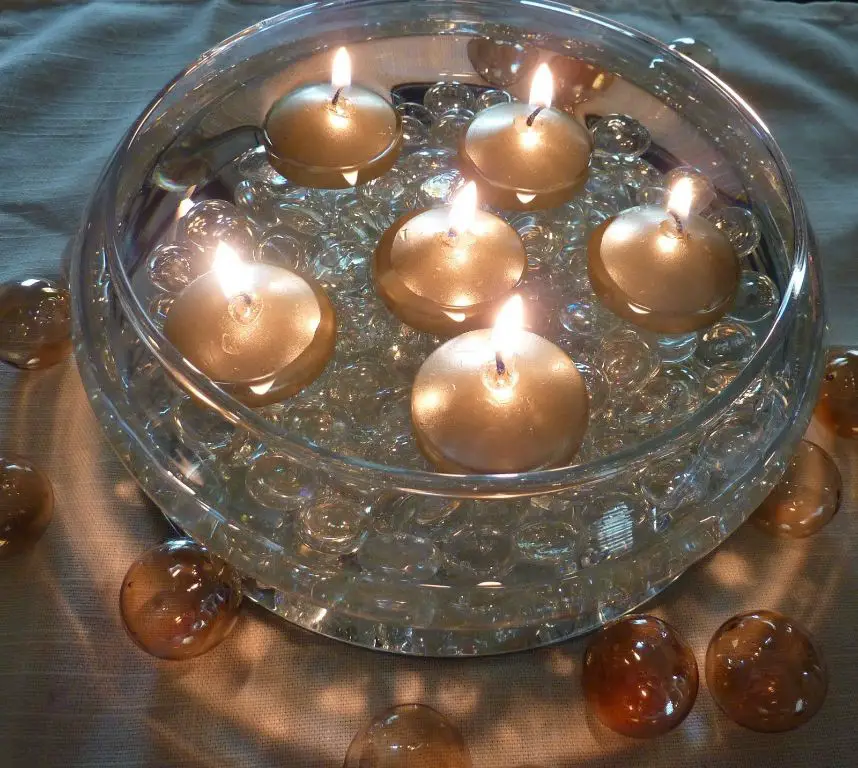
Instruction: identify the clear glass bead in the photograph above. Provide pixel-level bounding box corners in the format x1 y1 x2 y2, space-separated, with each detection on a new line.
235 146 289 187
514 520 579 566
398 147 456 180
701 414 764 473
417 170 465 207
560 297 622 339
647 332 699 364
148 294 174 327
423 82 474 115
556 245 592 295
575 360 611 418
636 185 668 206
172 397 234 452
309 241 372 296
430 108 475 148
709 207 761 256
728 271 780 324
475 89 513 110
511 212 564 262
599 330 659 392
396 101 434 124
400 114 430 147
254 230 306 271
637 364 702 429
442 525 515 580
668 37 719 73
357 167 411 215
695 320 756 368
641 450 710 516
621 158 664 190
297 498 369 555
179 199 256 256
147 243 196 292
280 403 352 449
326 359 402 419
663 167 716 212
234 179 280 228
244 453 317 511
357 532 441 580
701 362 744 397
267 201 327 238
592 114 651 160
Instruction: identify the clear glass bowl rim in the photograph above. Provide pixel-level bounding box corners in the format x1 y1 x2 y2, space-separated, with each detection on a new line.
97 0 817 497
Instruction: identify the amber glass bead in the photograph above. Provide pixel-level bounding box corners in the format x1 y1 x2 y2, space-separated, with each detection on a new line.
0 278 71 369
343 704 472 768
582 615 698 738
816 349 858 438
752 440 841 537
706 610 827 732
120 539 242 660
0 455 53 557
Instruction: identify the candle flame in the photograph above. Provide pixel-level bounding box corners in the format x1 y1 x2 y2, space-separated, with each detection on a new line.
213 242 251 299
529 63 553 110
667 177 693 222
492 294 524 365
447 181 478 236
331 47 351 89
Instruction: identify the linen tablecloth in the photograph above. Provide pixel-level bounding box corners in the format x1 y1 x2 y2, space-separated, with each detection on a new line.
2 1 858 765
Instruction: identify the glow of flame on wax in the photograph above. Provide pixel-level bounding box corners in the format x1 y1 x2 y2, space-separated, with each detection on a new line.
177 193 195 219
529 63 553 110
667 177 693 227
491 295 524 373
447 181 478 237
250 378 275 396
342 170 359 186
516 193 536 205
331 47 351 89
213 242 251 299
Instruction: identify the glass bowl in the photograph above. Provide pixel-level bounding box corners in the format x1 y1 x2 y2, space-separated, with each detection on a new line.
70 0 824 655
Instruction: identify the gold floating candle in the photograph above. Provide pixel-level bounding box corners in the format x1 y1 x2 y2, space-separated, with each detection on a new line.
263 47 403 189
164 243 335 406
588 178 740 334
374 182 527 335
459 63 592 210
411 296 589 473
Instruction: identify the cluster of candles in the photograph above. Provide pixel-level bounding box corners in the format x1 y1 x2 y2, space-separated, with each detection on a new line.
163 47 741 474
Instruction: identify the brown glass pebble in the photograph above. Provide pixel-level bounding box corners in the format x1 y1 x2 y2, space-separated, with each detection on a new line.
120 539 242 660
0 455 53 557
0 278 71 369
752 440 841 538
343 704 472 768
816 349 858 438
581 615 698 738
706 610 827 732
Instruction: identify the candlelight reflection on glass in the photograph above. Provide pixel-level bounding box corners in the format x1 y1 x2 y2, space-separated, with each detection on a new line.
374 181 526 335
264 47 403 188
459 62 592 210
164 242 335 406
411 295 589 473
588 178 739 333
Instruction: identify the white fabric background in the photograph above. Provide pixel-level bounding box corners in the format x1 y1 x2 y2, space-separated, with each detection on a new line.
1 1 858 766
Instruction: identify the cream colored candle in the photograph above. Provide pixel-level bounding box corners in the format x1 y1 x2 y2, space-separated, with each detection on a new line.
459 63 592 210
264 47 403 189
411 296 589 473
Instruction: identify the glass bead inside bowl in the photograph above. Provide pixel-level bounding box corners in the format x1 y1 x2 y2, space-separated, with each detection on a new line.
708 206 761 256
591 114 651 160
728 271 780 324
430 108 475 148
423 82 474 115
696 320 756 368
147 243 197 292
298 498 369 555
179 199 256 258
245 453 318 511
474 88 513 110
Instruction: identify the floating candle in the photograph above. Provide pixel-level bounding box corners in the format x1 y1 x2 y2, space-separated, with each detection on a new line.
263 47 403 189
164 243 335 406
411 296 589 473
374 182 527 335
459 63 592 210
588 178 740 333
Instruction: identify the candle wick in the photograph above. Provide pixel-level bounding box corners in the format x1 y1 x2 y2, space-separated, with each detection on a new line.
526 106 544 127
331 86 345 107
495 351 506 377
669 210 686 237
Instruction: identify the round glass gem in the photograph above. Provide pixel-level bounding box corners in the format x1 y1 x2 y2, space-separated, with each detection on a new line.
695 320 756 368
0 278 71 369
582 615 699 738
728 271 780 324
297 498 369 555
752 440 841 538
816 349 858 438
244 453 317 511
343 704 472 768
591 114 651 160
0 455 54 558
708 206 761 256
706 610 827 732
119 539 242 660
